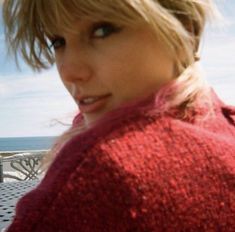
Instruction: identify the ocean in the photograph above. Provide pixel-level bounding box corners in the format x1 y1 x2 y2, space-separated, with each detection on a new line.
0 136 57 152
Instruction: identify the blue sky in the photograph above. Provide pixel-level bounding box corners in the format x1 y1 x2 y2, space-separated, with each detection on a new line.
0 1 235 137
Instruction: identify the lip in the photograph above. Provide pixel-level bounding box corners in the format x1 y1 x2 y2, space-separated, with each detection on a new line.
76 94 111 114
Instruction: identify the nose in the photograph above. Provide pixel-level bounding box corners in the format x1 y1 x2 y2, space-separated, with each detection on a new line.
56 45 93 84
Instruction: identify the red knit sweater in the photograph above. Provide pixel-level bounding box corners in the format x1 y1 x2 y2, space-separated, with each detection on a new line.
6 90 235 232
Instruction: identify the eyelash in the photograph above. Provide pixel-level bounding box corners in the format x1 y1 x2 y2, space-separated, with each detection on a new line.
49 22 122 50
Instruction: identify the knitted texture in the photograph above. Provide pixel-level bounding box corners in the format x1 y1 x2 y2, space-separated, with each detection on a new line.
6 91 235 232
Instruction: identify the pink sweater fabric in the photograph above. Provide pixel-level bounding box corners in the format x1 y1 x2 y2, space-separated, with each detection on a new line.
6 90 235 231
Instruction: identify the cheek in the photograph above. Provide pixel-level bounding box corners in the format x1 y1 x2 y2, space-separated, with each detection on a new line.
102 49 166 86
105 56 174 103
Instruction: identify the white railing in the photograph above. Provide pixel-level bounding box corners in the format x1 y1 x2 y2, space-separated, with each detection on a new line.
0 150 48 182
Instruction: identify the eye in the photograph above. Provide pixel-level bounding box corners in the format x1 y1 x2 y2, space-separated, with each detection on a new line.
49 37 65 50
92 22 122 39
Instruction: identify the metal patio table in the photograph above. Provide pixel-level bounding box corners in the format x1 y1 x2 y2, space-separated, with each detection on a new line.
0 180 39 231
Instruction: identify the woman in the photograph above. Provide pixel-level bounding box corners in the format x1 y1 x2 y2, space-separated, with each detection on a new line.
3 0 235 231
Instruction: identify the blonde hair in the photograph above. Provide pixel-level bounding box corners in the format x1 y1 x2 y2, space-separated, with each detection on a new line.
3 0 222 168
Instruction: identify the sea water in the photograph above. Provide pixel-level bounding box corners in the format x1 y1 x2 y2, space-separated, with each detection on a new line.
0 136 57 151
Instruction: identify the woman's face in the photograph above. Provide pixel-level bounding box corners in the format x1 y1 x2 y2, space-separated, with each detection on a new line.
52 19 176 124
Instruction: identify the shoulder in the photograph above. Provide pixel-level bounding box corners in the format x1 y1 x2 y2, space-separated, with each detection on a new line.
55 112 211 187
52 111 235 229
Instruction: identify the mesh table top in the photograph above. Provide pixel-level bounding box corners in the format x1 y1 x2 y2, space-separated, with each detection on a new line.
0 180 39 231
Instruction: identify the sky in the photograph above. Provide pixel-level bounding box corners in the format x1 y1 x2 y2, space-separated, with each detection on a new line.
0 1 235 138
